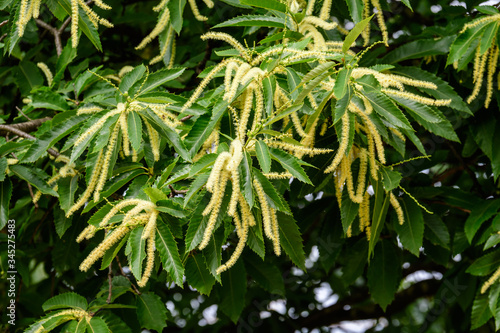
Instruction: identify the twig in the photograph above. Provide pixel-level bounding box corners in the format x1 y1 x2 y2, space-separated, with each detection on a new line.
107 264 113 303
0 20 8 28
0 123 60 158
180 115 193 122
169 185 188 198
16 106 33 121
115 256 141 295
0 117 51 134
35 19 63 56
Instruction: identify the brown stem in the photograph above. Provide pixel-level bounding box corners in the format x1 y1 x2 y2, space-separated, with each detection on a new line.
35 19 62 56
115 256 141 295
0 122 60 158
107 264 113 303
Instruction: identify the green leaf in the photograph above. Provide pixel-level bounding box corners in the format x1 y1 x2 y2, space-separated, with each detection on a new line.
23 114 86 163
141 108 191 161
264 104 303 127
184 173 209 207
382 36 454 63
16 61 43 95
278 212 306 270
269 148 312 184
0 158 6 182
203 227 224 281
127 111 142 152
240 0 286 11
240 152 254 207
86 317 110 333
31 89 70 111
101 235 128 270
476 5 499 15
424 213 450 249
400 0 412 10
168 0 187 33
390 95 443 123
465 199 500 243
343 14 373 53
467 249 500 276
156 219 184 286
333 83 352 124
156 199 187 218
369 179 390 258
346 0 364 23
447 24 487 66
136 292 169 333
218 259 247 323
189 153 217 177
0 179 12 230
185 197 209 251
54 0 103 51
340 189 359 233
120 65 146 94
367 240 401 311
253 168 291 213
57 175 79 215
255 140 271 174
132 67 185 96
471 291 493 329
480 22 498 55
334 68 352 100
9 165 58 196
213 15 286 28
244 254 285 295
42 292 88 312
127 226 147 281
185 253 216 296
379 166 402 191
394 196 425 257
363 90 412 129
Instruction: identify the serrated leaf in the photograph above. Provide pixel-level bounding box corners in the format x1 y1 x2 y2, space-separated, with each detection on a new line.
156 219 184 286
57 175 79 215
340 189 359 233
369 179 390 258
16 61 43 95
465 199 500 243
131 68 185 96
156 199 187 218
467 249 500 276
168 0 187 33
42 292 88 312
240 152 254 207
136 292 169 333
185 253 215 295
424 213 450 249
379 166 402 191
471 291 493 329
253 168 291 213
127 111 142 152
31 89 70 111
363 90 412 129
334 68 352 99
214 15 286 28
127 226 146 281
278 212 306 270
367 240 401 311
343 14 373 53
391 95 443 123
245 254 284 295
23 114 86 163
87 317 110 333
189 153 217 177
480 22 498 55
0 178 12 230
255 140 271 174
394 196 424 257
9 165 58 196
240 0 286 11
269 148 312 184
447 24 487 66
120 65 146 94
382 36 454 64
346 0 364 23
218 259 247 323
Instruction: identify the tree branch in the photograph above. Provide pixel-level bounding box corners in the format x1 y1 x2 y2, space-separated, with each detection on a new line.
0 122 60 158
0 117 51 135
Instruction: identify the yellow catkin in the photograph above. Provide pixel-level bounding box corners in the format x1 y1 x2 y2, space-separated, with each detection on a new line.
481 266 500 294
239 194 256 227
485 45 498 108
141 210 158 240
250 85 264 134
119 113 130 156
319 0 333 20
270 208 281 256
187 0 208 21
216 212 248 274
37 62 53 86
94 124 120 201
362 0 371 46
136 7 170 50
237 86 255 140
389 192 404 225
264 172 293 179
306 0 316 15
150 25 176 66
76 225 97 243
371 0 388 46
325 112 350 173
201 32 250 61
137 233 156 287
461 14 500 33
80 226 130 271
66 151 104 217
253 178 273 240
345 149 368 203
199 171 230 249
144 121 160 161
99 199 144 227
382 88 451 106
290 112 308 137
71 0 79 47
359 191 370 233
74 108 121 146
467 49 489 104
226 63 251 102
